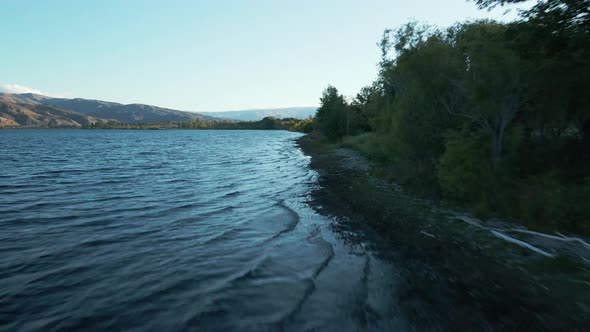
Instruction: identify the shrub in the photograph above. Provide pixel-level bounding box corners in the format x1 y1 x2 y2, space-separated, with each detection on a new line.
519 175 590 234
438 129 493 207
340 133 390 163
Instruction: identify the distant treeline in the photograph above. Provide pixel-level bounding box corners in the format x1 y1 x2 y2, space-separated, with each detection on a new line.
85 116 315 132
314 0 590 234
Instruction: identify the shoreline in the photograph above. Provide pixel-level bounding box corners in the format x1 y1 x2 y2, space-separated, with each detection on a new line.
296 133 589 331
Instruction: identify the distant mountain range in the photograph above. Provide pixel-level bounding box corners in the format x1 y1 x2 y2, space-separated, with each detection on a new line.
0 93 317 128
201 107 317 121
0 93 222 128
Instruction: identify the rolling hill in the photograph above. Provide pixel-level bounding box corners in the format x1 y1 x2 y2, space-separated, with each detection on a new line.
41 97 220 123
0 96 102 128
0 93 222 128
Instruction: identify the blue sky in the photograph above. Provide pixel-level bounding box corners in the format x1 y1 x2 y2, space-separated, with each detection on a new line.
0 0 526 112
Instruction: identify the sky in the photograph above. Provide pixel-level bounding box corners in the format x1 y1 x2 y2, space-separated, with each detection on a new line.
0 0 527 112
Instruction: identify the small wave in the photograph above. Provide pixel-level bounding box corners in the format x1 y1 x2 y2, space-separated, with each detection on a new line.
222 190 241 198
78 236 125 248
193 205 235 219
273 278 317 328
313 250 334 279
230 255 273 282
45 169 86 174
201 226 247 246
26 263 93 288
216 182 237 190
9 213 86 225
262 200 301 242
133 201 203 219
91 194 147 203
0 184 41 190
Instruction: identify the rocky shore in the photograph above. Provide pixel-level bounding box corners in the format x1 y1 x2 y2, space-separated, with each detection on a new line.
297 133 590 331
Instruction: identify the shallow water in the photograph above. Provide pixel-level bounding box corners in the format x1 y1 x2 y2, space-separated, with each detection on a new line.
0 130 405 331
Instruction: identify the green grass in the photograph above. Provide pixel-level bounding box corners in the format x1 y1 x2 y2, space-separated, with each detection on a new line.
340 133 390 163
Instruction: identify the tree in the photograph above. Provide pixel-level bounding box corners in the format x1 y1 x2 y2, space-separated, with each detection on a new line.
471 0 529 8
473 0 590 32
447 21 525 169
309 3 590 232
375 24 465 188
351 84 386 132
315 85 348 140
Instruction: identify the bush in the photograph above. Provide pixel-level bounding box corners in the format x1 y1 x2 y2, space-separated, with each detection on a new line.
340 133 389 163
290 118 314 133
519 174 566 230
438 129 494 207
519 175 590 234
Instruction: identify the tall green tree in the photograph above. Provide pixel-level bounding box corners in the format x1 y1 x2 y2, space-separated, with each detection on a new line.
316 85 348 140
451 21 525 169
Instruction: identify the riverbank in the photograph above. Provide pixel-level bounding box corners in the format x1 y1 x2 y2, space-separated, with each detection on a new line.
296 133 590 331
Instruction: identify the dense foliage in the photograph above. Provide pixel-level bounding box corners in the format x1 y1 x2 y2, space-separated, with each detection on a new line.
86 116 315 132
315 0 590 233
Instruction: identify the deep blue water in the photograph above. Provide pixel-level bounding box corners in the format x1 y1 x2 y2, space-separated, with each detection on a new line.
0 130 403 331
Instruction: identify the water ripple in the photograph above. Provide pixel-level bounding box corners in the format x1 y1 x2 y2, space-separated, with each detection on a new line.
0 129 401 331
